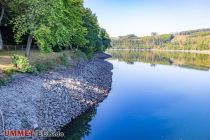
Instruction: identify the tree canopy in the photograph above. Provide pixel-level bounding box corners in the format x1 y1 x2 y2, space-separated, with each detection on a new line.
0 0 111 56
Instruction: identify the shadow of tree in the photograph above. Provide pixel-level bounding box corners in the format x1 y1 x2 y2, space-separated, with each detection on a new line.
50 108 96 140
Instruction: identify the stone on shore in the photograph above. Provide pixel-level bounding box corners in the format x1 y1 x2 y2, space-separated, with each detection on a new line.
0 53 113 135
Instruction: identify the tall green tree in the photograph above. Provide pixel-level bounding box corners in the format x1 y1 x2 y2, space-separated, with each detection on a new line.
10 0 88 56
81 8 100 55
10 0 56 56
4 0 110 57
100 28 111 49
81 9 111 54
0 0 11 50
62 0 87 48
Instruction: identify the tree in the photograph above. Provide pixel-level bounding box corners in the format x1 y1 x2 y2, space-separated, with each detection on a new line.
10 0 55 56
84 8 100 46
0 0 10 50
2 0 109 57
100 28 111 49
10 0 88 56
151 32 158 36
63 0 87 48
81 8 100 56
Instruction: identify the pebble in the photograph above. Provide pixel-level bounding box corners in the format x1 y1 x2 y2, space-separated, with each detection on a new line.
0 53 113 136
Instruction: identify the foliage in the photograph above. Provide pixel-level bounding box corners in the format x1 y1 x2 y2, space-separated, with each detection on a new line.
80 8 111 57
178 28 210 35
34 61 47 72
11 54 35 73
71 49 87 61
3 68 15 76
1 0 111 64
4 0 110 55
33 59 56 72
111 30 210 50
10 0 70 53
79 8 100 55
99 28 111 51
45 60 55 69
0 78 6 86
59 53 68 66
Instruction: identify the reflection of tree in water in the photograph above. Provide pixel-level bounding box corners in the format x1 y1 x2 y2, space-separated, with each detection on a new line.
150 64 157 67
52 108 96 140
107 50 210 71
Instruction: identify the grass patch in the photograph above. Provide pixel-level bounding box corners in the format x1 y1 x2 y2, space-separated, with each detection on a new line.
0 78 6 86
71 49 87 61
33 60 55 72
59 53 68 66
3 68 16 76
34 61 47 72
0 50 84 77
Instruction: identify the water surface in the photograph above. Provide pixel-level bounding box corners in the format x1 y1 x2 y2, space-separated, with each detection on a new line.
62 50 210 140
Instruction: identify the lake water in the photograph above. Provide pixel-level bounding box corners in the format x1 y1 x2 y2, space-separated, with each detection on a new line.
61 50 210 140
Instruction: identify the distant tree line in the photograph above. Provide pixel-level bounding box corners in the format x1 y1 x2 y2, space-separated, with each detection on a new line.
111 29 210 50
0 0 111 56
111 33 174 49
176 28 210 35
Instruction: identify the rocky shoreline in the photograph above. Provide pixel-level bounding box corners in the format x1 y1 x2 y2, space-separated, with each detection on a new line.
0 53 113 138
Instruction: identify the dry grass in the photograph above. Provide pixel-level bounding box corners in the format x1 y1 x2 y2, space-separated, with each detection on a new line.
171 35 188 43
0 50 71 73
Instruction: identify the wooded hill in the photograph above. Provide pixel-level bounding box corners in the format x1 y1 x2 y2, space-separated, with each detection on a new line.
111 28 210 50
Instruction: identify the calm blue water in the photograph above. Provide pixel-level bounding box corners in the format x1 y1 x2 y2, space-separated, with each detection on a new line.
62 51 210 140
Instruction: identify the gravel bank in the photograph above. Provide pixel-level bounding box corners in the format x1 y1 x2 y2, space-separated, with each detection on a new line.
0 53 113 137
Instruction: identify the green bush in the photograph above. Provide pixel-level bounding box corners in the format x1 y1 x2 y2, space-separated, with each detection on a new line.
79 47 94 60
71 49 87 61
45 60 55 69
52 45 62 52
0 78 6 86
11 55 35 73
59 53 68 66
34 61 47 72
3 69 15 76
34 60 55 72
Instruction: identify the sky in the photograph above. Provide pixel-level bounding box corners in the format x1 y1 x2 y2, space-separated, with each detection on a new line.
84 0 210 37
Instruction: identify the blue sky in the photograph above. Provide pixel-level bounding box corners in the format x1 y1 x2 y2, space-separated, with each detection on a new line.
84 0 210 37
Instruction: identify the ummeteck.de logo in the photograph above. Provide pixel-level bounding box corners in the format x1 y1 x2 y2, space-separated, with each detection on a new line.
1 130 34 137
1 130 64 138
0 110 64 138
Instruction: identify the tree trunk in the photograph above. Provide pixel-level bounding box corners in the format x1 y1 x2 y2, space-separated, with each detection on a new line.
25 35 33 57
0 7 5 51
0 30 3 50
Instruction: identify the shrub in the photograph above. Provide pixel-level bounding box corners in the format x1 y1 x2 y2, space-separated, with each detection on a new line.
0 78 6 86
59 53 68 66
82 48 94 60
45 60 55 69
34 61 47 72
11 55 35 73
71 49 87 61
34 60 55 72
3 68 15 76
52 46 67 52
86 51 94 60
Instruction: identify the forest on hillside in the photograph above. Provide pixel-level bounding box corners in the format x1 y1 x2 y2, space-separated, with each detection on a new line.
0 0 111 57
111 29 210 50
